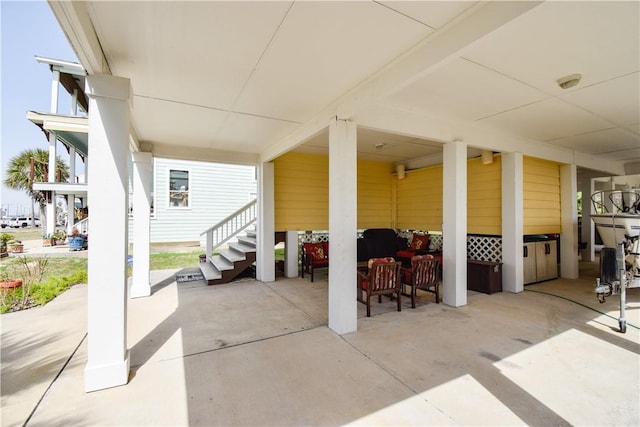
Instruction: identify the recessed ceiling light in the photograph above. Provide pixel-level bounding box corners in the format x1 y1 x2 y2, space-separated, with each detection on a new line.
375 143 385 150
557 73 582 90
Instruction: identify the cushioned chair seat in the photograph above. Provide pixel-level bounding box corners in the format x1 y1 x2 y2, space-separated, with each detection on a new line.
396 232 431 265
301 242 329 282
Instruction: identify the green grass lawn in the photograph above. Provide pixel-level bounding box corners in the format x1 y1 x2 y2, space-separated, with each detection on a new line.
1 227 43 241
0 256 88 313
149 250 204 270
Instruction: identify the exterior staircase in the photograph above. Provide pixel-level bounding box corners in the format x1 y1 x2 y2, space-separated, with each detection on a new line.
199 200 257 285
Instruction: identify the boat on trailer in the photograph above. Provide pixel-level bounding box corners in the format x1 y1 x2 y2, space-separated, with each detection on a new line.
591 189 640 333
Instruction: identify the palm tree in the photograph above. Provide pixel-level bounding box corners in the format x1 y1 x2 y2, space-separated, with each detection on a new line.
3 148 69 231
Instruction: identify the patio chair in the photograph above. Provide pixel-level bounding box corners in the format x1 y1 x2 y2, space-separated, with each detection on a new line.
396 232 431 266
357 257 401 317
401 255 441 308
301 242 329 282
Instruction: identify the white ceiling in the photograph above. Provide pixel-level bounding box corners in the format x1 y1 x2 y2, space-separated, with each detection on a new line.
52 1 639 172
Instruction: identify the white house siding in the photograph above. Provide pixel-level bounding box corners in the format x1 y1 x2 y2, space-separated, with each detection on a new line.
128 157 256 244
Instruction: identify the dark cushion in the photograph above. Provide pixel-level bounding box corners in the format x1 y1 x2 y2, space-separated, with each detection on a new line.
303 242 328 263
409 233 430 250
358 228 408 261
362 228 398 241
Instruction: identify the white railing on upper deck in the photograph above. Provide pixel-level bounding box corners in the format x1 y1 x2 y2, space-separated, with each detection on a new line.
201 199 257 255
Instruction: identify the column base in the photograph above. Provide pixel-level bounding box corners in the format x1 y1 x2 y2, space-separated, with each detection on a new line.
130 282 151 299
284 231 299 278
84 350 130 392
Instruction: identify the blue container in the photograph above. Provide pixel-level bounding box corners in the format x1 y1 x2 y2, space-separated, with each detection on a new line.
69 236 87 251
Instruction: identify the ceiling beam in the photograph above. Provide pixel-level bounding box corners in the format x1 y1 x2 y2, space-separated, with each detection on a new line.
356 103 626 176
48 1 110 75
150 143 259 166
261 1 543 162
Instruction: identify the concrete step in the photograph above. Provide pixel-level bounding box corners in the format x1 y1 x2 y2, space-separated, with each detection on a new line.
237 235 256 247
245 229 256 238
198 260 222 281
228 242 256 255
209 255 234 271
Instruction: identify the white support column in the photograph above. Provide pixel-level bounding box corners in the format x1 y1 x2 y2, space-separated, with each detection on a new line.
501 152 524 293
328 118 357 334
67 146 77 235
47 69 61 235
50 69 60 113
46 130 57 236
130 152 153 298
285 230 299 278
560 163 579 279
84 74 131 392
442 140 467 307
67 87 78 234
257 162 275 283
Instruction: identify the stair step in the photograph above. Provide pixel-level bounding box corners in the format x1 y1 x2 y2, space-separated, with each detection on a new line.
209 255 234 271
228 242 256 254
218 247 246 263
199 261 222 281
245 229 256 238
237 235 256 247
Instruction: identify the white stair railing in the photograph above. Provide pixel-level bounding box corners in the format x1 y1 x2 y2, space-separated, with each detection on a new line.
74 217 89 235
201 199 257 256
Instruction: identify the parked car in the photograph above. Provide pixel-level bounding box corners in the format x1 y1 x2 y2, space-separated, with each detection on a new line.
0 216 9 228
8 217 41 228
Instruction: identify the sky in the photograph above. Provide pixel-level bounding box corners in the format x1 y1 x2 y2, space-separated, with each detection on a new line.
1 1 78 216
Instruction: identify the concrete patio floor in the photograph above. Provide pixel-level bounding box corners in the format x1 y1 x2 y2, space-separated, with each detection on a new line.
1 262 639 426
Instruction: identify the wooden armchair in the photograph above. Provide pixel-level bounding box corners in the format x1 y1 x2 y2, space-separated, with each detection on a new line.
301 242 329 282
357 257 401 317
401 255 441 308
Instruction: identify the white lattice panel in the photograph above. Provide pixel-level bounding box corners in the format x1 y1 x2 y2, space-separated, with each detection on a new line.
467 235 502 263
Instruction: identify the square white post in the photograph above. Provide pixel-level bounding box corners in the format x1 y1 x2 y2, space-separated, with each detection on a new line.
130 151 153 298
502 152 524 293
328 118 357 334
67 146 77 236
84 74 131 392
560 163 579 278
46 130 57 235
46 69 60 236
285 230 299 278
257 161 275 282
442 140 467 307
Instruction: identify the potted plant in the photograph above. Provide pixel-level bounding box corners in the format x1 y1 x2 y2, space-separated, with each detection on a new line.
52 230 67 246
0 270 22 289
7 239 23 254
43 233 55 247
0 232 13 258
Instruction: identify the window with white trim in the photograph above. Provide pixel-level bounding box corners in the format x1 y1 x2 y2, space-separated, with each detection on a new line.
169 169 190 208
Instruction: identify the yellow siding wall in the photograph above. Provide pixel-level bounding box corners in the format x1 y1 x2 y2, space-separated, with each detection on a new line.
396 165 443 230
523 156 561 234
274 152 562 235
357 160 394 229
274 152 328 231
467 156 502 235
273 153 394 230
396 157 502 234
